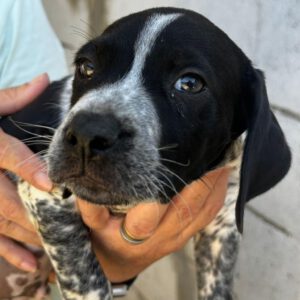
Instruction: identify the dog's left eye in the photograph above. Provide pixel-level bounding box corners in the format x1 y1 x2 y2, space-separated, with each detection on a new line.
174 74 204 93
77 60 95 79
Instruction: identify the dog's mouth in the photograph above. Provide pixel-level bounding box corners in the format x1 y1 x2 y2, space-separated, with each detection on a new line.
62 185 136 215
57 174 159 208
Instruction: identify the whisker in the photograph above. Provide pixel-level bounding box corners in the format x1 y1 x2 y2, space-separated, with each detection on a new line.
9 119 55 132
0 150 50 181
23 142 51 147
155 169 178 195
158 164 188 187
0 139 47 167
137 174 156 200
71 25 94 39
20 136 52 143
155 169 193 223
141 175 172 227
14 150 48 169
147 175 169 201
79 18 98 38
157 144 178 151
71 27 92 41
197 176 213 191
160 158 190 167
147 178 185 235
8 117 53 139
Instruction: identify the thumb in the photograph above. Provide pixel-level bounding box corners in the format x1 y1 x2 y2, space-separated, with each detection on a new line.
124 202 168 240
0 73 49 115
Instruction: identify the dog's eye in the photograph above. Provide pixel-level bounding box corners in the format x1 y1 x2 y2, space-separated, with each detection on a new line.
174 74 204 93
77 60 95 79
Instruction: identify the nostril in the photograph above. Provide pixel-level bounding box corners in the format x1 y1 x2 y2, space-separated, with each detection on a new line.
90 136 114 153
66 131 78 146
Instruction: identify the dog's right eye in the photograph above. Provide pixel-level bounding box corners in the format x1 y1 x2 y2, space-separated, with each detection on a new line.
77 60 95 79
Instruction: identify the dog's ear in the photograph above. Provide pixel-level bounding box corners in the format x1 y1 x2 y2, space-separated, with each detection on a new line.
236 69 291 233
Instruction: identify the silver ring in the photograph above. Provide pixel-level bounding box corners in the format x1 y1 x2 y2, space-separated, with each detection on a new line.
120 221 148 245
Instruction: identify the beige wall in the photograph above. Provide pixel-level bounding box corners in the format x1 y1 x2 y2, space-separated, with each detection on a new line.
43 0 300 114
42 0 106 69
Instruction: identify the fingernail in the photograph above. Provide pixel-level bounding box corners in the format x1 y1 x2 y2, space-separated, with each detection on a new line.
34 171 53 191
20 261 37 273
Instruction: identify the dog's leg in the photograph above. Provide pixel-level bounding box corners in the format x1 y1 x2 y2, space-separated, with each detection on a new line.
195 169 241 300
195 224 240 300
18 181 112 300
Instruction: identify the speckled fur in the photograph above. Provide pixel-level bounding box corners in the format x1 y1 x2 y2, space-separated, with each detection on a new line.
18 183 112 300
195 139 243 300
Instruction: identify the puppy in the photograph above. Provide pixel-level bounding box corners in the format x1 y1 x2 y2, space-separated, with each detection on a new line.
3 7 291 300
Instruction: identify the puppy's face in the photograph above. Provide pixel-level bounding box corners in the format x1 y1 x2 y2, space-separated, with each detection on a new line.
48 8 250 206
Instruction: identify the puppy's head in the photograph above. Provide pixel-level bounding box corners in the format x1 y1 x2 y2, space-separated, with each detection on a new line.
47 8 291 231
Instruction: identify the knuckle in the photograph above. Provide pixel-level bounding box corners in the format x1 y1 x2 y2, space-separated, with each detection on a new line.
178 205 193 223
127 221 155 238
1 203 18 221
0 135 9 162
0 217 8 233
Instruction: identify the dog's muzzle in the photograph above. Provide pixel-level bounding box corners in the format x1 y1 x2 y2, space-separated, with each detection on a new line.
64 111 134 160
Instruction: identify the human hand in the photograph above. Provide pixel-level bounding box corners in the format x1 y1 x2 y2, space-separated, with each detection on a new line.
0 74 52 272
78 167 229 282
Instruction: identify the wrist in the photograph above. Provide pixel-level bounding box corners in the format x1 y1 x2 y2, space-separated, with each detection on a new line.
111 277 137 298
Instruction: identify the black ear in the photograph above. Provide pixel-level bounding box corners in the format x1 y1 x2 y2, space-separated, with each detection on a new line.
236 69 291 233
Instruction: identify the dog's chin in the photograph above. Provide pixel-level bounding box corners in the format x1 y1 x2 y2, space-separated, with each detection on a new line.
68 184 134 206
61 178 160 208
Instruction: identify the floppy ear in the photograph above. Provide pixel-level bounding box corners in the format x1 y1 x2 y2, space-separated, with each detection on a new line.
236 69 291 233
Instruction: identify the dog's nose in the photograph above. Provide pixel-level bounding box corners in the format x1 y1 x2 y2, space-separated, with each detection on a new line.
65 112 127 156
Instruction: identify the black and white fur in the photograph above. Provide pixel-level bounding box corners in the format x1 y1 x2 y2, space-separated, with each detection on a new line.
2 7 291 300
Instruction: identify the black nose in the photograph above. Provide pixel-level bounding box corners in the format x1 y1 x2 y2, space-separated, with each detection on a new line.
65 112 128 156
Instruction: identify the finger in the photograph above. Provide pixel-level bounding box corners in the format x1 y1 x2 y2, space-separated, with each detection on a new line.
152 168 228 254
0 216 41 245
0 74 49 115
124 202 168 240
0 131 52 191
168 168 229 249
77 199 110 231
0 235 37 272
167 168 227 228
0 173 36 231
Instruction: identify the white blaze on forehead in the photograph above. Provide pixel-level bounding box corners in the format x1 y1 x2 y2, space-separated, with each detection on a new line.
130 13 181 79
59 76 73 121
